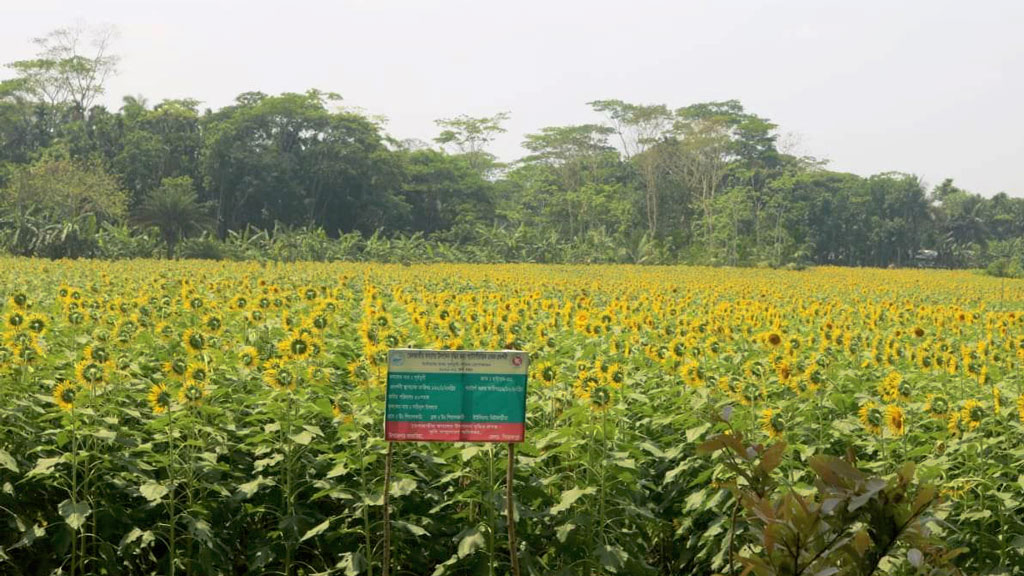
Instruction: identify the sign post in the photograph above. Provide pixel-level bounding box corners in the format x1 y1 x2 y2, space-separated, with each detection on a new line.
383 349 528 576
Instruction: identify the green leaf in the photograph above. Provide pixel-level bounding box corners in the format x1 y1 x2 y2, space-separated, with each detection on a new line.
391 477 417 498
254 453 284 473
59 500 91 531
289 431 313 445
556 522 576 542
336 552 367 576
326 462 349 479
300 519 331 542
551 487 596 515
119 527 155 551
9 522 45 550
686 423 711 443
139 482 169 503
28 456 61 477
91 428 116 441
0 449 17 473
457 528 485 558
236 476 274 499
595 543 628 572
395 520 429 536
639 442 665 458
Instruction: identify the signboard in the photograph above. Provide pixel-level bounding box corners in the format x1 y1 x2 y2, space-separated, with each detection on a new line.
385 349 528 443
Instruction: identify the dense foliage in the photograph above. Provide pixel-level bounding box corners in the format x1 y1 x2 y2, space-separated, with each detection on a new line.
1 259 1023 575
1 28 1023 271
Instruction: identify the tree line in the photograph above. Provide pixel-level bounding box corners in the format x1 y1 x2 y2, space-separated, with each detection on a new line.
1 25 1022 271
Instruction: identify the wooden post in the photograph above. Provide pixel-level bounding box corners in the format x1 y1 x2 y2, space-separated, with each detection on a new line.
506 442 521 576
383 441 394 576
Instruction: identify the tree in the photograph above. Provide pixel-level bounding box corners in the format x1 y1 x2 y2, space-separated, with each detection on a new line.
0 147 127 257
201 90 402 235
133 176 214 259
520 124 620 238
434 112 510 175
590 100 673 235
6 25 119 117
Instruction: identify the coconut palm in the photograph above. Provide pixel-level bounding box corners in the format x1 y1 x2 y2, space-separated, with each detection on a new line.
133 176 214 259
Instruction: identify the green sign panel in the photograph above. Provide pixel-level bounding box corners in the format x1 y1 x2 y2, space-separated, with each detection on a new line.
385 349 529 443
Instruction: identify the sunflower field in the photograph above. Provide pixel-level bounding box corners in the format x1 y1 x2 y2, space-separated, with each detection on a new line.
1 257 1023 576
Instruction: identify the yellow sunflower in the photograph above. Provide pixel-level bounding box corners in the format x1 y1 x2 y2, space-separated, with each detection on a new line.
924 394 949 419
239 346 259 368
960 400 984 431
278 331 315 361
760 408 785 438
178 381 206 407
885 404 906 436
858 401 884 436
182 328 206 355
148 383 174 414
54 380 77 412
74 359 109 389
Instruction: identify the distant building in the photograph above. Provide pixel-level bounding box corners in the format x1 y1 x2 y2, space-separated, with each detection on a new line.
914 249 938 267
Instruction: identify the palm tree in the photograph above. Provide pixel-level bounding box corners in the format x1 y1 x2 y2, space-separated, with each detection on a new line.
133 176 214 259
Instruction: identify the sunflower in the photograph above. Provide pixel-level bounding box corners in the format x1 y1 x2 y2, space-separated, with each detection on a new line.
765 331 783 347
178 381 206 406
960 399 984 431
8 292 29 309
306 365 330 385
279 332 314 361
202 314 224 334
604 363 624 386
163 358 188 381
760 408 785 438
83 344 110 364
680 361 704 387
992 387 1001 416
74 359 109 389
4 310 26 331
185 362 209 384
885 404 906 436
947 411 965 436
878 371 903 403
533 361 557 386
26 314 47 334
239 346 259 368
924 394 949 419
148 383 174 414
263 360 298 391
182 328 206 355
1017 394 1024 425
54 380 77 412
858 401 884 436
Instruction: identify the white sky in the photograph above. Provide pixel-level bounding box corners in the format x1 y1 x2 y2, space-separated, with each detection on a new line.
2 0 1022 196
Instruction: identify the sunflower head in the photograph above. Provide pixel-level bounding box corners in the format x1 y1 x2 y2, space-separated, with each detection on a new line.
182 329 206 354
240 346 259 368
178 381 206 407
54 380 77 412
760 408 785 438
185 363 208 384
925 394 949 419
885 405 906 436
148 383 174 414
858 401 884 436
74 359 108 388
279 332 314 361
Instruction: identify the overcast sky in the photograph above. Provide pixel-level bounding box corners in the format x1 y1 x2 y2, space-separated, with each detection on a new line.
2 0 1022 196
